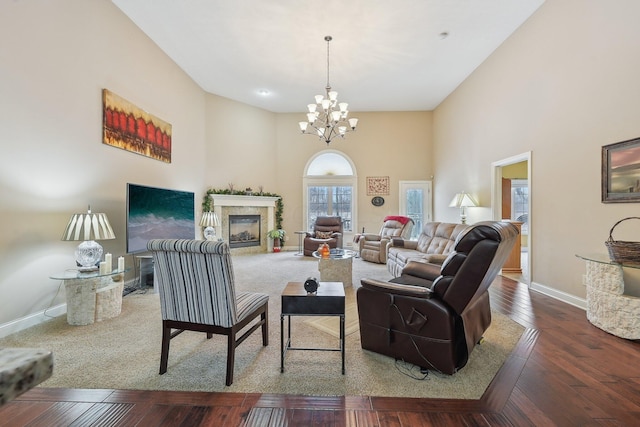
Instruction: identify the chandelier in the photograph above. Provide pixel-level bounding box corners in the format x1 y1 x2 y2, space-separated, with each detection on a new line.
298 36 358 145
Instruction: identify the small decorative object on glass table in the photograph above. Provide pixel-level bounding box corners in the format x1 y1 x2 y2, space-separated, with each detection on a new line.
312 248 357 287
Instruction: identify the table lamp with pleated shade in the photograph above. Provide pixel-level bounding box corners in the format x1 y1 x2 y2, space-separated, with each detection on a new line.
61 206 116 271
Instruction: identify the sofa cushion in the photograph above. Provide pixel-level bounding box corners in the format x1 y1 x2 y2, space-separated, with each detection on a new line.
416 223 463 254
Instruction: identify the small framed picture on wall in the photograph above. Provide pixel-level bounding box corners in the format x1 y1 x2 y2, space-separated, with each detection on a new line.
367 176 389 196
602 137 640 203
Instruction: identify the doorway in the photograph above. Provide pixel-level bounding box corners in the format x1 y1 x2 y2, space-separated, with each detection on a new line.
399 181 433 239
492 152 531 285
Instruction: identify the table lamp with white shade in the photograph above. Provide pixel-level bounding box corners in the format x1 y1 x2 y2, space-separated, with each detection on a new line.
61 206 116 271
449 192 478 224
200 211 220 241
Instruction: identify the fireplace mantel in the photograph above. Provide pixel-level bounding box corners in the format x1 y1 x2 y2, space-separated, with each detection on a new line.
209 194 280 253
210 194 280 207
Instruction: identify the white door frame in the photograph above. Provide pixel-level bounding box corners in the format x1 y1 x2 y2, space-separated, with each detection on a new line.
399 180 433 236
491 151 532 285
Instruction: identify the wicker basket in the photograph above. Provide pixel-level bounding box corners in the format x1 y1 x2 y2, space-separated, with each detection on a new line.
605 217 640 265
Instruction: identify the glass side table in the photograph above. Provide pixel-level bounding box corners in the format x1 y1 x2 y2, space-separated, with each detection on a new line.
50 269 128 326
575 254 640 339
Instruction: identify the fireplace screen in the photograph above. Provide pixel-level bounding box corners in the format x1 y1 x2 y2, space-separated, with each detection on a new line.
228 215 261 248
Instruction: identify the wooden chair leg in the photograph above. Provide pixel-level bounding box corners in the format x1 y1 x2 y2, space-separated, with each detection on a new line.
159 322 171 375
261 310 269 346
226 331 236 386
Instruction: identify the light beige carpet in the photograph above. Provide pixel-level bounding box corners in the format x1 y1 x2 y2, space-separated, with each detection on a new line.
305 302 359 338
0 252 525 399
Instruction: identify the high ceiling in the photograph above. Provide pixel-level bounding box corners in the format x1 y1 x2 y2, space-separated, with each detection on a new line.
112 0 544 113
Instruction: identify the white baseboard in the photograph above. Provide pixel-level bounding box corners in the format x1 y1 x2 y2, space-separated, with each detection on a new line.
530 281 587 310
0 303 67 339
0 278 139 339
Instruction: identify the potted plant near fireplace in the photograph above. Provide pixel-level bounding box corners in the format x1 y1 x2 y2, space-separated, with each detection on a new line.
267 229 286 252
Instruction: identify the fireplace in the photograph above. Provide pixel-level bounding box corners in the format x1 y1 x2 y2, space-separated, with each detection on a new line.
228 215 261 248
209 194 280 254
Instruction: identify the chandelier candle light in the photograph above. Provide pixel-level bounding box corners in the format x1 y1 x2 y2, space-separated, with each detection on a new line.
298 36 358 145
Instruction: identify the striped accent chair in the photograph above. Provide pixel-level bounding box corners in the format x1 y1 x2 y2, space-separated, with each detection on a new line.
147 239 269 386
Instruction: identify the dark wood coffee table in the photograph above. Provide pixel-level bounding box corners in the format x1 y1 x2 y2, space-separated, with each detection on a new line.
280 281 345 374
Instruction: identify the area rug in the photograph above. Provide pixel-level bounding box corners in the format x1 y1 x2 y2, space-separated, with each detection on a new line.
305 302 359 338
0 252 525 399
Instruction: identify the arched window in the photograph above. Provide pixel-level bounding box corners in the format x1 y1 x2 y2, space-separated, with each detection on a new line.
303 150 357 234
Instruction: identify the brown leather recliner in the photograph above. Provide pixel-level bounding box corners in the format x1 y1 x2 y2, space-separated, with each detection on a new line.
303 216 343 256
357 216 414 264
356 221 518 374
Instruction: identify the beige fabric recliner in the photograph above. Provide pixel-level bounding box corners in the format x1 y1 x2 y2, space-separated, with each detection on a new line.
358 216 414 264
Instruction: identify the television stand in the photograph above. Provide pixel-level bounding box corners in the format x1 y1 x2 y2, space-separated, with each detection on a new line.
136 255 154 290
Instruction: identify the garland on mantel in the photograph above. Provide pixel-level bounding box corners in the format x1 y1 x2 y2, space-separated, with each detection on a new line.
203 188 284 230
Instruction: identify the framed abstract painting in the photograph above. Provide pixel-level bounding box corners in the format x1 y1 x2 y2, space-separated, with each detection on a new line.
102 89 172 163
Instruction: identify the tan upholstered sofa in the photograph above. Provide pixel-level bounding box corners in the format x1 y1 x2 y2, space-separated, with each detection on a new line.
386 222 469 277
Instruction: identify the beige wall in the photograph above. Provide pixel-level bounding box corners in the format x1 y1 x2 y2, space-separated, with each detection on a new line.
433 0 640 300
275 111 433 241
0 0 206 329
204 94 278 194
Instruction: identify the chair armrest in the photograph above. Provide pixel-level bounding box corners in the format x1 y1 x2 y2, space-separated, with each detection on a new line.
360 278 433 299
402 260 441 282
390 238 418 250
362 233 381 241
390 238 404 247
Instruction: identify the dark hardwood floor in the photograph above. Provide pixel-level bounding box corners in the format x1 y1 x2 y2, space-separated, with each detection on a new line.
2 276 639 426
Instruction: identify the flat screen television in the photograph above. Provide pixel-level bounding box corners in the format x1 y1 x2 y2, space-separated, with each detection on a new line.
126 183 196 254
